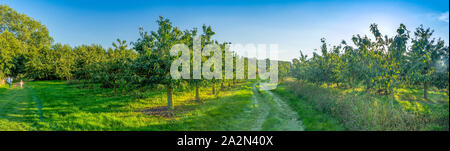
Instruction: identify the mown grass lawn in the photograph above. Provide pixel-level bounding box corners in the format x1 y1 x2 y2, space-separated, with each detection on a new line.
0 81 256 131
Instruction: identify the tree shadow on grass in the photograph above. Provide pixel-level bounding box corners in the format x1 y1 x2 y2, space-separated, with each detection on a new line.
132 92 253 131
0 87 41 130
396 88 449 104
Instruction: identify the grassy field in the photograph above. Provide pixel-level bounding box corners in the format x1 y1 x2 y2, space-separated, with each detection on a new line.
0 81 258 130
1 79 447 131
277 78 449 131
0 80 330 131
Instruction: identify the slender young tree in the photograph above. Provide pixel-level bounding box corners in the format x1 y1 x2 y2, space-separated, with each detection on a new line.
408 25 446 100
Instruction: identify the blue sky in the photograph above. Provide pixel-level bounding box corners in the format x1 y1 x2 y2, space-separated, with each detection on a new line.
1 0 449 61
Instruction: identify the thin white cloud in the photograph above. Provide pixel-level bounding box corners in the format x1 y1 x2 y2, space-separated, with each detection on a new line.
438 11 449 23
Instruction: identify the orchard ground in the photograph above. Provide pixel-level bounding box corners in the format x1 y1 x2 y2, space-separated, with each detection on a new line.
0 80 304 130
1 79 447 131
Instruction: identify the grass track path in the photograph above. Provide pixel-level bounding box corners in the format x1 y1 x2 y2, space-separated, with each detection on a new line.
249 82 304 131
0 85 40 130
263 89 304 131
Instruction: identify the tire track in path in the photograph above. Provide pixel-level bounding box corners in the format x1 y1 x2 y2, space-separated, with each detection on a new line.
250 82 304 131
250 83 270 131
262 88 304 131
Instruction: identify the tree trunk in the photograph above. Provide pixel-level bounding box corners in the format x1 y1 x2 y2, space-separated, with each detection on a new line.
424 81 428 100
221 82 224 90
228 82 231 88
195 84 200 102
166 85 173 109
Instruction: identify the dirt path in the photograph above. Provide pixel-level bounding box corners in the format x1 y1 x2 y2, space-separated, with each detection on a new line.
249 82 304 131
262 89 304 131
250 83 270 131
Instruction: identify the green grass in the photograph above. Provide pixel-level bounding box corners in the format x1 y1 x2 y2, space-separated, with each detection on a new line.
3 78 443 131
1 80 312 131
245 83 305 131
0 81 257 131
280 78 449 131
266 85 345 131
0 84 39 130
